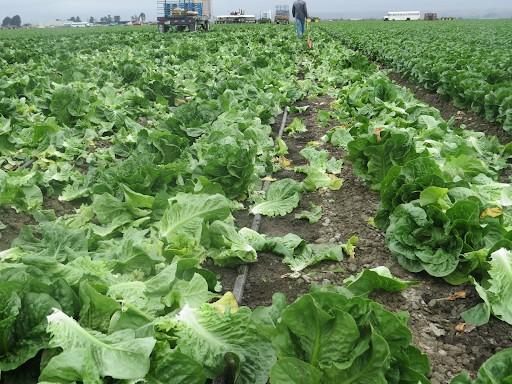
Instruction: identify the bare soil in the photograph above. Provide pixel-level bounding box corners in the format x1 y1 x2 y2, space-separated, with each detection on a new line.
43 197 78 217
0 198 78 251
0 208 35 251
216 96 512 383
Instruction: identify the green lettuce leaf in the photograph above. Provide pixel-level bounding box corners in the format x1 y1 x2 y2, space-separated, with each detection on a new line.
145 342 207 384
205 221 258 267
0 290 61 372
344 266 418 296
174 304 275 384
285 118 307 136
296 147 344 192
270 357 322 384
327 126 354 149
250 179 302 217
261 291 430 383
159 193 232 243
255 233 354 272
0 170 43 212
41 309 156 382
295 203 323 224
283 243 344 272
164 273 214 310
462 248 512 326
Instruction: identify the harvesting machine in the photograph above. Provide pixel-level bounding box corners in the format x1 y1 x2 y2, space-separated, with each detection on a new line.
157 0 211 32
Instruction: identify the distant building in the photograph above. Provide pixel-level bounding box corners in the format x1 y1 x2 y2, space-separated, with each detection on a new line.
216 14 257 24
41 20 91 28
424 13 438 21
68 21 90 28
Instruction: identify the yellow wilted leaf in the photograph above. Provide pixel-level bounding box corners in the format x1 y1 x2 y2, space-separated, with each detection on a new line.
480 207 502 219
279 156 292 169
374 127 384 143
448 291 466 301
262 176 277 182
211 292 239 314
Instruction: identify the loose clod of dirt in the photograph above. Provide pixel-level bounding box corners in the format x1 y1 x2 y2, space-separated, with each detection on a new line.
216 95 512 383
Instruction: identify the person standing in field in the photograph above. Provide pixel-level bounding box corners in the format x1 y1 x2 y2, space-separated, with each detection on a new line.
292 0 308 38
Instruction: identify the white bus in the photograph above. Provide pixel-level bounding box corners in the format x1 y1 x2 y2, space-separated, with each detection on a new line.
384 11 421 21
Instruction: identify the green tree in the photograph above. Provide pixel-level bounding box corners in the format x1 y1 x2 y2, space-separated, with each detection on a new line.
1 16 11 27
11 15 22 27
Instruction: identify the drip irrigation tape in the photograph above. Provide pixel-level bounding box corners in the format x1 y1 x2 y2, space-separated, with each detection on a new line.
212 106 288 384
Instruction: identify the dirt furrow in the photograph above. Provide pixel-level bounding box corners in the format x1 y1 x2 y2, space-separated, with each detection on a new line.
222 95 512 383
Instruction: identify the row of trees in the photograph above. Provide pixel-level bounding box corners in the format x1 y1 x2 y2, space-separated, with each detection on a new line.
2 15 22 28
89 15 117 24
1 13 147 28
84 13 146 25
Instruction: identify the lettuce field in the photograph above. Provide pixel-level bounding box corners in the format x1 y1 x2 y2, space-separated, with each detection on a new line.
0 21 511 384
326 20 512 132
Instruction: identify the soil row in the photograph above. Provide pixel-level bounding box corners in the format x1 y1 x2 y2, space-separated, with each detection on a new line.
218 95 512 383
1 76 510 384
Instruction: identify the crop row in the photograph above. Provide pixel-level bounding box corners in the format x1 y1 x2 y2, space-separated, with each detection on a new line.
0 25 511 383
306 29 512 328
0 26 432 383
322 20 512 132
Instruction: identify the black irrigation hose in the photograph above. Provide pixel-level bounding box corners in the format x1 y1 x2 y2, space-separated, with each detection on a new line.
213 106 288 384
12 158 36 171
232 106 288 304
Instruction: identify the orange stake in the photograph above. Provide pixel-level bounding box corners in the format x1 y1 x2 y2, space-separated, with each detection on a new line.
307 18 313 49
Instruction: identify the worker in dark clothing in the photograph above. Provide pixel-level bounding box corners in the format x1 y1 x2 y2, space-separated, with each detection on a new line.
292 0 308 38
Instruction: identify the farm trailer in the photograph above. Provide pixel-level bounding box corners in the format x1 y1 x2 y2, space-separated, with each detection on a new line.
157 0 211 32
275 5 290 24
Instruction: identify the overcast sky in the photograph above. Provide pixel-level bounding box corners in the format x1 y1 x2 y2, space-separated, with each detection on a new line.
1 0 512 24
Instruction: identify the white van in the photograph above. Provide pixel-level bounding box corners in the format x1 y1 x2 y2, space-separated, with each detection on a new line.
384 11 421 21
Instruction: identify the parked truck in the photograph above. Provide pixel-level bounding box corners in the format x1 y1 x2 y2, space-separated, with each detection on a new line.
157 0 211 32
